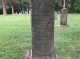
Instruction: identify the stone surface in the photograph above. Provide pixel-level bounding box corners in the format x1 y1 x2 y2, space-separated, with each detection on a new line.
60 8 68 25
31 0 56 59
54 11 57 20
60 0 68 26
23 49 56 59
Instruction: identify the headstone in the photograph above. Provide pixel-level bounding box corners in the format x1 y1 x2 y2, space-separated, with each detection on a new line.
54 11 57 20
60 8 68 26
60 0 68 26
31 0 56 59
19 13 21 15
15 12 18 14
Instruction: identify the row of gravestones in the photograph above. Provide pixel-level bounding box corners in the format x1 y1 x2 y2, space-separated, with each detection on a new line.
14 10 31 15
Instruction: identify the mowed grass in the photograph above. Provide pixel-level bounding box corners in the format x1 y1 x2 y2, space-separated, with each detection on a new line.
0 15 32 59
0 14 80 59
54 14 80 59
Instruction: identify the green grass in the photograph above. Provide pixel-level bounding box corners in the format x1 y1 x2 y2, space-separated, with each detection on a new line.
54 14 80 59
0 14 80 59
0 15 32 59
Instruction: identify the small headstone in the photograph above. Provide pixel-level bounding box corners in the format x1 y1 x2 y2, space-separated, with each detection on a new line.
60 8 68 25
54 11 57 20
19 13 21 15
15 12 18 14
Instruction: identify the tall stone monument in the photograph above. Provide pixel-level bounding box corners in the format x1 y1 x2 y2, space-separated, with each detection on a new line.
31 0 56 59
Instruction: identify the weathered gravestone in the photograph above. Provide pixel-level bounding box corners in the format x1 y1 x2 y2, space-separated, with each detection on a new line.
60 8 68 25
60 0 68 26
54 11 57 20
31 0 56 59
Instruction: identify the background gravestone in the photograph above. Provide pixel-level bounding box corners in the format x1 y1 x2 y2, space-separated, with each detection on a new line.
54 11 57 20
60 0 68 26
60 8 68 25
31 0 56 59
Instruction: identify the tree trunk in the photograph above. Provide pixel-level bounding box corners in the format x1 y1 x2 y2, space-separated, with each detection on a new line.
11 4 14 14
2 0 7 15
60 0 68 26
31 0 56 59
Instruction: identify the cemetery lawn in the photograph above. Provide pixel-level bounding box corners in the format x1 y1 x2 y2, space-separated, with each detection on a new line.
0 15 32 59
55 14 80 59
0 14 80 59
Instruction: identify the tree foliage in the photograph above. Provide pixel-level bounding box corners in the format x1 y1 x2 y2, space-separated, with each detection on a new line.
55 0 80 13
69 0 80 13
0 0 80 14
0 0 30 14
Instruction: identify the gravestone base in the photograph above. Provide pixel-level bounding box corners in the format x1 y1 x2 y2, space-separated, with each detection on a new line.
23 49 56 59
60 25 69 27
32 56 56 59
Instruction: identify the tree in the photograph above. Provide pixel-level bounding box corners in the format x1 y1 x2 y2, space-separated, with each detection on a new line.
2 0 7 15
7 0 21 14
31 0 56 59
20 0 30 14
71 0 80 13
68 0 80 13
11 0 14 14
55 0 63 11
